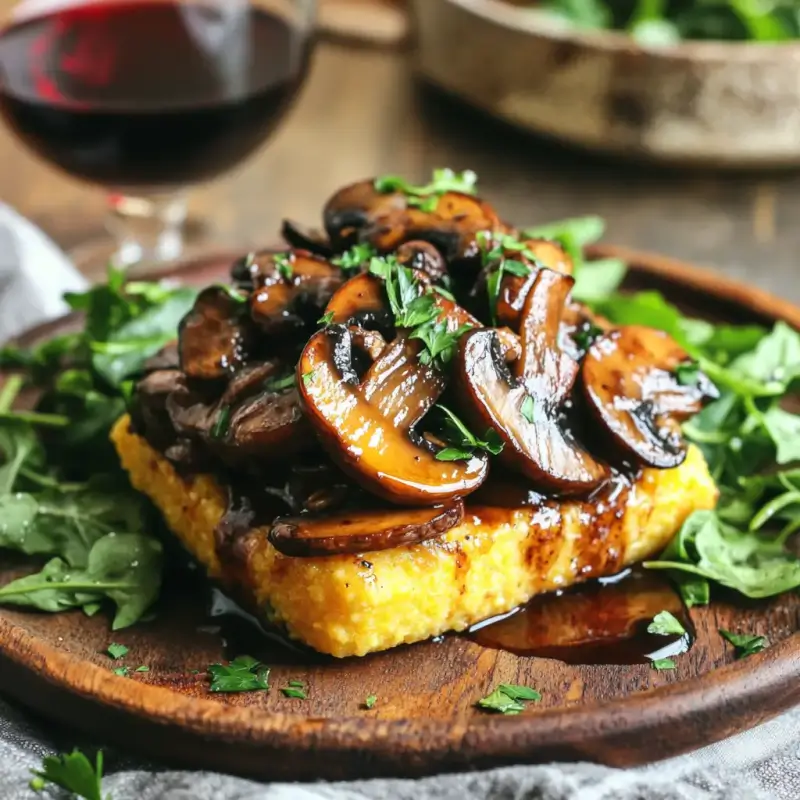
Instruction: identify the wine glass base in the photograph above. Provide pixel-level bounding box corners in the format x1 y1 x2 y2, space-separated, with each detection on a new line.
69 237 244 284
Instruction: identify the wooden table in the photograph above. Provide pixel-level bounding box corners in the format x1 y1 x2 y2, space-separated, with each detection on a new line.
1 35 798 303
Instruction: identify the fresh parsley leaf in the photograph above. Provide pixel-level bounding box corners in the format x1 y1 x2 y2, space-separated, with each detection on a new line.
318 311 335 326
520 395 536 424
274 253 293 280
113 666 129 677
433 405 504 461
647 611 686 636
719 629 769 658
281 686 307 699
332 243 377 272
135 666 150 673
573 323 603 352
31 749 106 800
412 321 472 368
675 361 701 386
208 655 270 693
302 369 316 386
264 374 296 393
288 679 304 687
374 168 478 208
364 694 377 709
651 658 676 670
106 643 128 660
211 406 231 439
476 684 541 714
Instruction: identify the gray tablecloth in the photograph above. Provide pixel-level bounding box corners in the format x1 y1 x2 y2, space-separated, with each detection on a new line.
0 206 798 800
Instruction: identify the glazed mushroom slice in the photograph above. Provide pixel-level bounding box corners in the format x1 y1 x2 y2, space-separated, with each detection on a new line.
454 269 608 495
324 273 390 330
495 238 574 330
298 325 488 505
269 500 464 557
582 325 718 469
280 219 334 257
241 250 343 333
395 240 449 285
178 287 250 380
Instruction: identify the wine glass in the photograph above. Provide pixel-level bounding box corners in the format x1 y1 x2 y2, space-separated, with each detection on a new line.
0 0 316 278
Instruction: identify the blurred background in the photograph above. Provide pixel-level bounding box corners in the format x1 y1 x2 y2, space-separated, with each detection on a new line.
0 0 798 299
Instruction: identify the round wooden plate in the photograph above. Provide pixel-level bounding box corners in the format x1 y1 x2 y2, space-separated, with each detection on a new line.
0 247 798 782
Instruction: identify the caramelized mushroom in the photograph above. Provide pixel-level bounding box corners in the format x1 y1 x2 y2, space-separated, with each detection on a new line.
236 250 343 334
298 325 488 505
496 238 573 330
582 326 717 468
281 219 334 257
454 269 608 494
395 240 448 285
269 501 464 557
325 273 390 330
178 287 250 380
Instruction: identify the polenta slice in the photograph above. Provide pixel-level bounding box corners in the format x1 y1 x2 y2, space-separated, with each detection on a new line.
112 417 717 658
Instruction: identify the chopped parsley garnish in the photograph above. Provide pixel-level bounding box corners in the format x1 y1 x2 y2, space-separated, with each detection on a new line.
112 667 129 677
573 323 603 351
106 643 128 660
208 655 270 693
476 684 541 715
647 610 686 636
211 405 231 439
374 168 478 212
281 685 307 699
288 679 304 687
368 256 473 369
301 369 316 386
31 749 107 800
264 373 296 392
675 361 701 386
318 310 335 326
364 694 377 709
520 395 536 424
274 253 293 280
719 629 769 658
332 243 377 272
651 658 676 671
477 231 538 324
135 666 150 673
433 405 504 461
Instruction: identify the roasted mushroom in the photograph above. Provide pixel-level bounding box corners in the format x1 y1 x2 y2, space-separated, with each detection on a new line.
233 250 343 334
495 238 573 330
454 269 608 494
395 240 449 285
323 178 503 264
281 219 334 257
269 500 464 557
298 325 488 505
582 325 717 468
325 273 390 330
178 287 250 380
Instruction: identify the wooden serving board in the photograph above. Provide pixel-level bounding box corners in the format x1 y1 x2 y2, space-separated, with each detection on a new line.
0 247 797 781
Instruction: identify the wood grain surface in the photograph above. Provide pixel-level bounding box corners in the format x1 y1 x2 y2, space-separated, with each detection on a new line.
0 249 797 781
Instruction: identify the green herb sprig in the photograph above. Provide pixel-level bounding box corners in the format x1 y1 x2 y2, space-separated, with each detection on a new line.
31 749 108 800
719 629 769 658
433 405 504 462
375 168 478 212
208 655 270 693
476 684 541 715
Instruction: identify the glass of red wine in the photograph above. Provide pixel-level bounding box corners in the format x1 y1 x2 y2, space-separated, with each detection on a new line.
0 0 316 277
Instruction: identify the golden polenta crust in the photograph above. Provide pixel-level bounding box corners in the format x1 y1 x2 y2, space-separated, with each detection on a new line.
111 416 717 657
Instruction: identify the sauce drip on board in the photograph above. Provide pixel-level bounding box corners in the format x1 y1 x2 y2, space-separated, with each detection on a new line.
468 569 693 665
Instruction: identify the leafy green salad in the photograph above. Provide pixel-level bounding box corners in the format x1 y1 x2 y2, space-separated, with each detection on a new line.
0 213 798 631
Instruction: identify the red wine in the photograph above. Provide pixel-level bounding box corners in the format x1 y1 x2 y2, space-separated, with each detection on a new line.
0 2 311 190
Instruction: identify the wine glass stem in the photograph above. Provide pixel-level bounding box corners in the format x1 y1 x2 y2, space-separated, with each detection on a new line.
105 192 188 275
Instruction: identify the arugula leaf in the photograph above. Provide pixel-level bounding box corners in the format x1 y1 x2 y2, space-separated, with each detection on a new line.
522 215 605 249
106 643 128 660
208 655 270 693
645 510 800 599
651 658 677 670
31 749 107 800
719 629 769 658
729 322 800 391
433 405 504 461
571 258 627 302
476 684 541 714
647 610 686 636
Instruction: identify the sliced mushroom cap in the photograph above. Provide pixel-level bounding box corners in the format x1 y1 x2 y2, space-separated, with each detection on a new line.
323 179 407 249
496 238 574 330
325 273 391 330
244 250 343 334
454 269 608 495
178 287 250 380
269 500 464 557
281 218 334 257
395 240 449 285
298 325 488 505
582 325 718 469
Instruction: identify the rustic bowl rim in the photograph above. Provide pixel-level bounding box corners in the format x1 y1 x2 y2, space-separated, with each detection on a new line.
447 0 800 61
